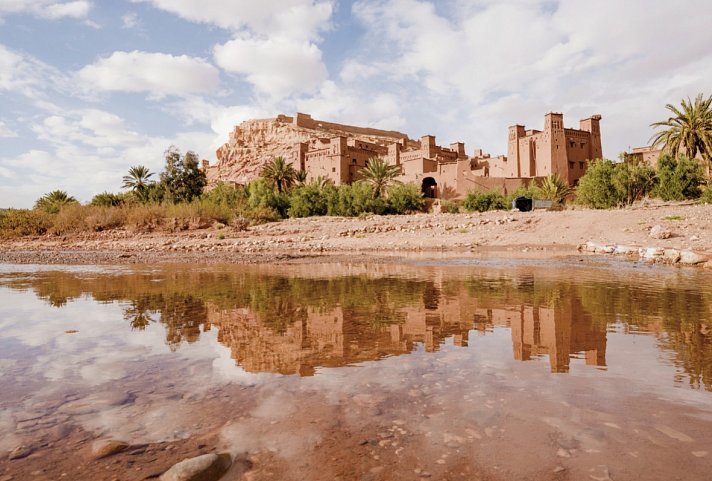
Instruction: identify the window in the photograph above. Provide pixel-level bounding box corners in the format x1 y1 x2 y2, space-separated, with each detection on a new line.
568 161 574 169
332 167 336 172
352 159 356 164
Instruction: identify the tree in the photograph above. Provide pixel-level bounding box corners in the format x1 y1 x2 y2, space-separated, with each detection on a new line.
650 93 712 165
159 146 207 203
261 156 297 193
91 191 124 207
358 157 401 198
122 165 154 201
34 190 79 213
653 154 704 200
295 169 308 185
534 173 573 205
575 159 619 209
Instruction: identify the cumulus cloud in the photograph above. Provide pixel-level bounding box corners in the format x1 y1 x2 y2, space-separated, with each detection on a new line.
347 0 712 156
214 37 327 98
0 121 18 138
0 0 91 20
77 50 220 98
133 0 333 41
121 11 139 29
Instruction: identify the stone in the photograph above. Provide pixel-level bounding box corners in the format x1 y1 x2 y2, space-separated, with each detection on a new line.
662 249 681 263
8 445 32 460
588 465 613 481
160 453 232 481
649 225 672 239
92 440 130 459
679 250 708 265
640 246 664 260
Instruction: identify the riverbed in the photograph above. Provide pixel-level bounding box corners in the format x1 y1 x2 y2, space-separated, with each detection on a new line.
0 259 710 480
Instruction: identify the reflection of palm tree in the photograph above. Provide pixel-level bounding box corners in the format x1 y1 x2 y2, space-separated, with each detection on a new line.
123 300 156 330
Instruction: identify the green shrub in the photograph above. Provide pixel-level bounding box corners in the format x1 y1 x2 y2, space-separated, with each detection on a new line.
288 183 331 218
440 199 461 213
0 209 53 238
575 159 619 209
504 185 538 207
462 190 506 212
91 191 124 207
387 183 426 214
246 179 290 218
534 173 572 205
611 161 657 205
201 182 247 209
653 154 704 201
327 182 387 217
700 184 712 204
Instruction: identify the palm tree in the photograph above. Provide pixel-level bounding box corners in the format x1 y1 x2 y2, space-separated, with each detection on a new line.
34 190 78 213
650 93 712 165
295 170 308 185
358 157 401 198
534 173 572 205
261 156 297 193
122 165 154 201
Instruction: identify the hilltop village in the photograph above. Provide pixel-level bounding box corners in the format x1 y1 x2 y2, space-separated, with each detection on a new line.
206 112 603 198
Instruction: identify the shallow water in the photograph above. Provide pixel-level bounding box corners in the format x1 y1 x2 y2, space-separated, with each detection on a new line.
0 260 711 480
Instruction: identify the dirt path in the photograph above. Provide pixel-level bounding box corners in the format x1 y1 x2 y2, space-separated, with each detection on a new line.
1 202 711 265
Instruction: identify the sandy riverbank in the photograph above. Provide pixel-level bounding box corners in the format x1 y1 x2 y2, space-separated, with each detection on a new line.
1 202 711 266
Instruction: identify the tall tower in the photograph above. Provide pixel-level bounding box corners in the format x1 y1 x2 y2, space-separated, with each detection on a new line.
579 115 602 160
544 112 568 182
507 125 525 177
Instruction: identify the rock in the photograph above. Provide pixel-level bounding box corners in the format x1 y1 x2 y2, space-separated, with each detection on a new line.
160 453 232 481
588 465 613 481
703 260 712 269
640 246 664 260
554 466 566 473
662 249 681 263
649 225 672 239
613 244 638 255
679 250 708 265
8 445 32 460
92 440 129 459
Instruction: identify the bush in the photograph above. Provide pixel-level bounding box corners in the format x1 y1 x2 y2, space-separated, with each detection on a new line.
0 209 52 238
440 199 461 213
386 183 426 214
327 182 387 217
462 190 506 212
575 159 619 209
504 185 538 207
534 173 572 205
288 183 332 218
700 184 712 204
611 161 657 205
201 182 246 209
91 192 124 207
653 154 704 201
246 179 290 218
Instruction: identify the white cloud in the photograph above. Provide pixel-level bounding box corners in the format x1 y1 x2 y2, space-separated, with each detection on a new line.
133 0 333 41
121 11 139 29
214 37 327 98
0 120 18 138
0 0 91 20
347 0 712 157
77 50 220 98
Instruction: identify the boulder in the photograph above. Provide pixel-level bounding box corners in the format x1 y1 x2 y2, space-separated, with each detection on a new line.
662 249 681 263
649 225 672 239
679 251 708 265
8 445 32 460
160 452 232 481
640 247 664 260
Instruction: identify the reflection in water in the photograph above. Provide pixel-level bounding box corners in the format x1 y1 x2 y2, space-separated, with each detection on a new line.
0 264 710 389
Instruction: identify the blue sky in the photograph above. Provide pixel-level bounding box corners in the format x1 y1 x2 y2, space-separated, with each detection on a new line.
1 0 711 207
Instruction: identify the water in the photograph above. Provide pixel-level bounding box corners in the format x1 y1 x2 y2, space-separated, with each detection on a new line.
0 260 711 480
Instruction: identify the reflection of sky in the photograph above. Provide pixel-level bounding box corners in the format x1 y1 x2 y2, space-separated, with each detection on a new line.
1 265 712 478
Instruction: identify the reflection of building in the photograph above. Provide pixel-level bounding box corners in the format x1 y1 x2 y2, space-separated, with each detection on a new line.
474 299 607 373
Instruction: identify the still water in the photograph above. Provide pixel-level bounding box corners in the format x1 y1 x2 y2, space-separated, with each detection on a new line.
0 260 711 480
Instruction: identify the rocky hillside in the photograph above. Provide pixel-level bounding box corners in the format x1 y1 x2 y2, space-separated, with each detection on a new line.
207 113 415 185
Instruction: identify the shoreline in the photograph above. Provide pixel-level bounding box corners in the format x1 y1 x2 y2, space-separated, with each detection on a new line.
1 203 711 267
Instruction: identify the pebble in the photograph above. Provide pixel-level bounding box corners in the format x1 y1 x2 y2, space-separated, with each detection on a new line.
649 225 672 239
554 466 566 473
588 465 613 481
160 453 232 481
692 451 708 457
8 445 33 460
92 440 130 459
556 448 571 458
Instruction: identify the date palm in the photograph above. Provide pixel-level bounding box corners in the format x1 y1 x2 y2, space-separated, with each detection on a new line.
534 173 572 205
122 165 154 200
34 190 78 213
358 157 401 198
650 93 712 164
261 156 297 193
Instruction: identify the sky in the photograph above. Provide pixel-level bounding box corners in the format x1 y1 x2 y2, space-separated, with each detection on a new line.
1 0 711 208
